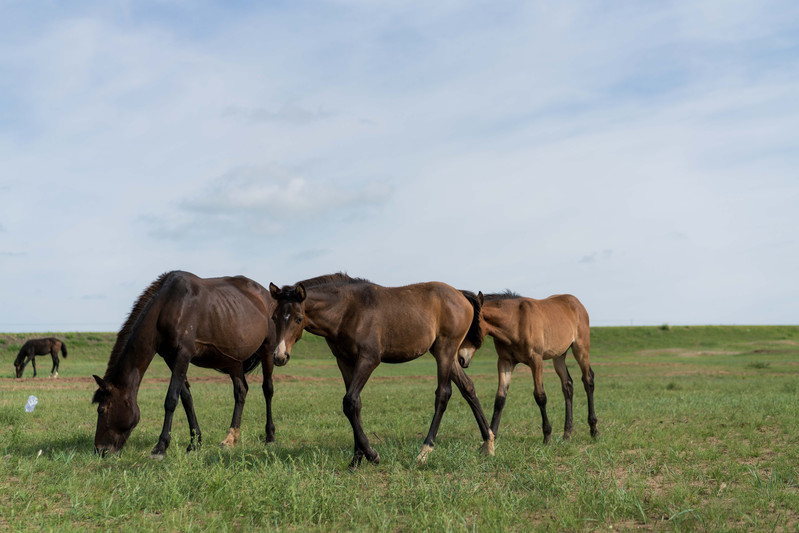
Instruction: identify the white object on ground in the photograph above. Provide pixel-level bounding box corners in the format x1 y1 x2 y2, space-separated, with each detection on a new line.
25 395 38 413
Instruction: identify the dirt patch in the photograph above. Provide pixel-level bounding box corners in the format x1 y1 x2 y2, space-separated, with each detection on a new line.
636 349 738 358
750 348 799 355
0 372 447 392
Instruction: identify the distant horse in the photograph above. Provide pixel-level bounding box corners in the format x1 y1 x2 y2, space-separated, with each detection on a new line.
92 271 280 457
458 292 598 443
269 274 494 468
14 337 68 378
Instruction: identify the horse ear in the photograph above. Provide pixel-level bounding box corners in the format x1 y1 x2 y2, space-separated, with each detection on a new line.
477 291 484 306
296 283 307 301
269 282 281 299
93 374 109 391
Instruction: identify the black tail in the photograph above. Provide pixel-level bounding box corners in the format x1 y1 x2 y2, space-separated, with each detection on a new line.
243 352 262 374
61 342 68 358
212 351 263 376
460 290 485 349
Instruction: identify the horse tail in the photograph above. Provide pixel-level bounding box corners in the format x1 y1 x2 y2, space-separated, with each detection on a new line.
61 341 68 358
211 350 262 377
243 352 263 374
460 290 485 349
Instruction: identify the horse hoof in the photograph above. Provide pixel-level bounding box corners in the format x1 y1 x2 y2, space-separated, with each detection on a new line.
149 453 165 461
220 428 240 448
415 444 434 464
367 451 380 465
481 439 495 457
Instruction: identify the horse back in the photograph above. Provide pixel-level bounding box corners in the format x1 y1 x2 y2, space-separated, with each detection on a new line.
20 337 58 355
517 294 588 357
373 281 471 333
331 281 472 360
157 273 274 359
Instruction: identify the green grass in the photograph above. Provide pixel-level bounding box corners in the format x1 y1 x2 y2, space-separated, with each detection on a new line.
1 327 798 531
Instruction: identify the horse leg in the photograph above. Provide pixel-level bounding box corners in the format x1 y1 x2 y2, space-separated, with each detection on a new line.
30 356 37 378
449 363 494 455
262 349 276 443
179 380 202 451
151 354 191 458
573 342 599 439
335 358 360 462
417 344 456 463
531 354 552 444
490 356 515 438
338 357 380 468
161 356 202 451
552 354 574 441
50 350 59 378
221 367 248 448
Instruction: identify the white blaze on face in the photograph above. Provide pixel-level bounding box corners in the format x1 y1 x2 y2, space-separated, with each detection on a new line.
275 340 287 358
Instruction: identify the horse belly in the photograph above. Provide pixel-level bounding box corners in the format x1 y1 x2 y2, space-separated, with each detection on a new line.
379 330 436 363
542 341 573 359
194 306 269 359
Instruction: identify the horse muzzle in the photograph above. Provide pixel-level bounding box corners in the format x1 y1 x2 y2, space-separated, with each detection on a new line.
457 348 473 369
273 341 291 367
94 445 119 457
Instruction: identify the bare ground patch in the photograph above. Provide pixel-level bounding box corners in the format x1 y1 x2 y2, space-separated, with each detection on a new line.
636 348 739 358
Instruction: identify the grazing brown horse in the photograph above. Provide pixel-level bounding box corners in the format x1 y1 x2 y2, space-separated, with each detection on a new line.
92 271 280 457
458 292 598 443
269 274 494 468
14 337 68 378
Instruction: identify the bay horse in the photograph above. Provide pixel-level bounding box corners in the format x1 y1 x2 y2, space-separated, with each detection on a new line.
268 273 494 468
458 292 598 444
14 337 68 378
92 271 280 457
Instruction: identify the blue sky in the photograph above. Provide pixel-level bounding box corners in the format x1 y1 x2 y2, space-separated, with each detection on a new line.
1 1 798 332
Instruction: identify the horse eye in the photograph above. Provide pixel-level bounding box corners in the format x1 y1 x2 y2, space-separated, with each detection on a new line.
97 406 105 415
295 316 303 324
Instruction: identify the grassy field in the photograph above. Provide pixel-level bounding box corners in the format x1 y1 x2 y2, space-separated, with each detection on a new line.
1 326 798 531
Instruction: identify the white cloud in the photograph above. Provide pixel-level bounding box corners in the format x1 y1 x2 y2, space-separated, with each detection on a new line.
1 1 798 330
143 166 393 243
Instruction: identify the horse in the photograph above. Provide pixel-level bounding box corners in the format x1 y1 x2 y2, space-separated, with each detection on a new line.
457 291 598 444
268 273 494 468
92 271 281 457
14 337 68 378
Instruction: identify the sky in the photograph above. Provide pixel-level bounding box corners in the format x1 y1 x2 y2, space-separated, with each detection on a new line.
1 1 798 332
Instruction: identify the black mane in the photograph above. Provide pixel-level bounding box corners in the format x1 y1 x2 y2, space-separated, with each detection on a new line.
484 289 521 301
298 272 373 290
102 271 171 383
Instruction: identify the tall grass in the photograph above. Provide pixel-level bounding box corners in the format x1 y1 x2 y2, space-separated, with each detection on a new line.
1 327 798 531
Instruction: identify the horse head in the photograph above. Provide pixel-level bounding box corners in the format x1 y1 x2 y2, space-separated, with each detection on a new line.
92 375 140 456
269 282 307 367
457 290 485 369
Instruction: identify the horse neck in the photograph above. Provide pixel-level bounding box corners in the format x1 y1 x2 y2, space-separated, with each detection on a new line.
106 330 159 396
304 289 346 337
482 301 515 345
